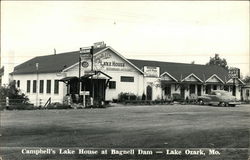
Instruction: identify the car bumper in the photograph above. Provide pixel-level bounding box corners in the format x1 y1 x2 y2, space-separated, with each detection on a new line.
228 101 241 105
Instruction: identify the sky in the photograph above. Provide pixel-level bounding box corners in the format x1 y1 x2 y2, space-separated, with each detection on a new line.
1 1 249 76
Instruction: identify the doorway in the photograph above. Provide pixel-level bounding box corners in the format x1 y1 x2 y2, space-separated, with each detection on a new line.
197 85 202 96
180 86 185 100
146 85 152 100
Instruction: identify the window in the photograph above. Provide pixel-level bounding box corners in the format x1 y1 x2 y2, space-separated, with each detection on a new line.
120 76 134 82
17 80 20 88
33 80 37 93
47 80 51 93
40 80 44 93
109 81 116 89
27 80 31 93
54 80 59 94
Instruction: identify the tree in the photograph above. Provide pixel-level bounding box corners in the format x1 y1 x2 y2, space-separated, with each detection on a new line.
0 81 29 104
243 75 250 83
206 54 228 70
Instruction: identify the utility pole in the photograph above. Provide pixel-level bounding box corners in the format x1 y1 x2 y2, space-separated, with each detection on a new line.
90 46 94 105
36 63 39 107
79 50 81 98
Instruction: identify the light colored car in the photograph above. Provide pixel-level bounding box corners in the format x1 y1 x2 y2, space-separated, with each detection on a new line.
197 90 240 107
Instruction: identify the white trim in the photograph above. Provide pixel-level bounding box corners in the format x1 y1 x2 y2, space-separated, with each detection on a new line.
62 46 144 74
181 73 203 82
226 78 245 85
107 46 144 74
205 74 225 84
160 72 178 82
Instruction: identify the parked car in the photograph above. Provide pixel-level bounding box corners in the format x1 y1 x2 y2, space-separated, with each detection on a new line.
197 90 241 107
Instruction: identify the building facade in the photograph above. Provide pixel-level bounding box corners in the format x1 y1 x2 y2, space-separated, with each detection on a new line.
10 45 244 106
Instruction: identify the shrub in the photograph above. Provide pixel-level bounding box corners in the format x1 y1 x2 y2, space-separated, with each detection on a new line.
172 93 182 101
118 92 137 102
6 104 35 110
0 81 29 104
47 103 72 109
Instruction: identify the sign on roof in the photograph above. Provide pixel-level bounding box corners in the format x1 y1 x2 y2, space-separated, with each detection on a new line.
144 66 160 77
229 68 240 79
93 41 106 49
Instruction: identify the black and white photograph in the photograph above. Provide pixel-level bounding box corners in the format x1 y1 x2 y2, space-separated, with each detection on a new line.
0 1 249 160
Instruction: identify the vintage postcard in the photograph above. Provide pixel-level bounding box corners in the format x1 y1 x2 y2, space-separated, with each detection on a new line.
0 1 249 160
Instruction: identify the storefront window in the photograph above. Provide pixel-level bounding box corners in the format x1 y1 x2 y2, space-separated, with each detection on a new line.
54 80 59 94
33 80 37 93
47 80 51 93
109 81 116 89
27 80 30 93
120 76 134 82
40 80 44 93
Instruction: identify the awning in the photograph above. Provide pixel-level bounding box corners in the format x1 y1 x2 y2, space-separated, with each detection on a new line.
80 71 112 80
59 76 78 82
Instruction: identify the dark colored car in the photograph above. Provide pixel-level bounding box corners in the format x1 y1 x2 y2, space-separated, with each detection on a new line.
197 90 240 107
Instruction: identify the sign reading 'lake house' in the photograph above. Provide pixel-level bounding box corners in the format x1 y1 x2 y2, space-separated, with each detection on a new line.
143 66 160 77
92 50 133 72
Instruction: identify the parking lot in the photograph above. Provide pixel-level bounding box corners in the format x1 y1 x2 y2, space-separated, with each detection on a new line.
0 104 249 159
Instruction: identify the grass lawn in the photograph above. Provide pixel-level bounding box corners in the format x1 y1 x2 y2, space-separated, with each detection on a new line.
0 104 249 160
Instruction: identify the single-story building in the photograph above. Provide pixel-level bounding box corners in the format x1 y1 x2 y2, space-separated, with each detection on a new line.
10 44 245 106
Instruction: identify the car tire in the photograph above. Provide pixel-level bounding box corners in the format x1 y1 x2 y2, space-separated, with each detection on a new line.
198 99 204 105
224 103 229 107
219 102 224 107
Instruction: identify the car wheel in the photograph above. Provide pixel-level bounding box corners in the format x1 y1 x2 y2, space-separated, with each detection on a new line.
224 103 229 107
199 99 204 105
219 102 224 107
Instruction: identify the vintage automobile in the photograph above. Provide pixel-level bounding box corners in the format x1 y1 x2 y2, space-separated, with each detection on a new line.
197 90 241 107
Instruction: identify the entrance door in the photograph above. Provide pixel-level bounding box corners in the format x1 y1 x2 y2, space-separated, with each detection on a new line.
146 85 152 100
82 78 107 103
190 84 195 95
180 86 185 100
206 85 211 94
197 85 201 96
164 85 171 98
93 79 106 102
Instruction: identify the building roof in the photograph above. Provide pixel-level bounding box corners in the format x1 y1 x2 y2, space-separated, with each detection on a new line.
11 47 230 83
128 59 230 82
11 47 106 75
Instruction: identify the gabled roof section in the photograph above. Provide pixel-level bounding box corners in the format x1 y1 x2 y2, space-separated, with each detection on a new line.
226 78 245 85
11 47 107 75
160 72 178 82
128 59 229 83
62 46 144 74
181 73 203 82
205 74 225 84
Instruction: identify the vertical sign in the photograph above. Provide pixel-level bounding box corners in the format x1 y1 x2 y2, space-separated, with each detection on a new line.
229 68 240 79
